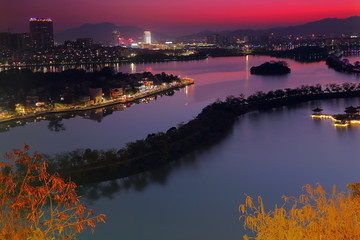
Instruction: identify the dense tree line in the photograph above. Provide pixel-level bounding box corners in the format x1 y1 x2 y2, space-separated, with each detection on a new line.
326 56 360 74
253 46 329 62
196 48 244 57
47 99 239 184
46 82 360 185
130 52 207 63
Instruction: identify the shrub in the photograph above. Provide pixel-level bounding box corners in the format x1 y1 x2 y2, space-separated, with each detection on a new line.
240 183 360 239
0 144 105 240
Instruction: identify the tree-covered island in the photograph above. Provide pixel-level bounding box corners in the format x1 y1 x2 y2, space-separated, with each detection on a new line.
0 68 193 122
250 61 291 75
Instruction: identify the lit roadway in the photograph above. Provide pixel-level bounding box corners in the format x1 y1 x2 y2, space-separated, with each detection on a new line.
0 78 194 124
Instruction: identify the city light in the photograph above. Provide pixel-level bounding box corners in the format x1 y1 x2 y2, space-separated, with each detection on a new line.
311 114 360 127
29 18 53 22
144 31 151 44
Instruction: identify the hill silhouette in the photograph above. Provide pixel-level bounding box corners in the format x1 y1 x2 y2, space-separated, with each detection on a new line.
55 16 360 42
180 16 360 40
55 22 171 42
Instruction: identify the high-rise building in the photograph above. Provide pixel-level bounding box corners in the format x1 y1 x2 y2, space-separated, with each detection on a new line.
29 18 54 48
112 30 120 46
0 32 31 50
144 31 151 44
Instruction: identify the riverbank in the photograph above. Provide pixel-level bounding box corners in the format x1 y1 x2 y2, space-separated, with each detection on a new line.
0 55 208 69
48 84 360 185
252 46 329 63
0 78 194 124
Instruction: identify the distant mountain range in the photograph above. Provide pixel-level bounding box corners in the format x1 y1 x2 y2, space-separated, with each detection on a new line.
180 16 360 40
55 22 171 42
268 16 360 35
56 16 360 43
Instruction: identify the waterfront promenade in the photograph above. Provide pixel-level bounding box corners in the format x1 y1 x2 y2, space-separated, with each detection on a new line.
0 78 194 124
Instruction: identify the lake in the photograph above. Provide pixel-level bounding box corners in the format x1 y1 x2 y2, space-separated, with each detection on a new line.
1 55 360 239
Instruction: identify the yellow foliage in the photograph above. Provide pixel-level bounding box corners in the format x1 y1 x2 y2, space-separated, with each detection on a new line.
0 144 105 240
240 183 360 239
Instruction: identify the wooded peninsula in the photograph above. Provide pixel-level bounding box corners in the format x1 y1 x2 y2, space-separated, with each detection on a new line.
46 82 360 185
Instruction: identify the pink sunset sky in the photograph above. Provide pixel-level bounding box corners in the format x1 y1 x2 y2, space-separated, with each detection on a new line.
1 0 359 36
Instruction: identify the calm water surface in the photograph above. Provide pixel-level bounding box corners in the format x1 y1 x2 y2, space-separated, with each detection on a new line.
1 56 359 155
1 56 360 239
79 98 360 240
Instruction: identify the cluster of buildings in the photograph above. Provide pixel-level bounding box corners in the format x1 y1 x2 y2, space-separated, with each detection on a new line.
0 18 54 50
1 18 55 65
1 18 360 68
203 32 360 53
0 18 193 66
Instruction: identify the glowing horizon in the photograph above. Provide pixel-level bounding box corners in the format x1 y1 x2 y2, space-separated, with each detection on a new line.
1 0 359 36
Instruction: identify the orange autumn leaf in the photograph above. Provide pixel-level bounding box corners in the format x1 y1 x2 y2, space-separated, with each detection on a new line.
0 145 105 239
240 183 360 239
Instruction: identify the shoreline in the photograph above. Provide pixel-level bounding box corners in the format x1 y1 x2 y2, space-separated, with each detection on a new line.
0 56 208 69
311 113 360 127
56 88 360 185
0 79 194 124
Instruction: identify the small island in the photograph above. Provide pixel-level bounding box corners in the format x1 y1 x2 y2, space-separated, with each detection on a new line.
250 61 291 75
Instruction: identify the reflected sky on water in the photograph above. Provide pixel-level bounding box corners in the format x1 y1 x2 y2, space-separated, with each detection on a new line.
1 56 360 239
1 56 359 156
79 97 360 240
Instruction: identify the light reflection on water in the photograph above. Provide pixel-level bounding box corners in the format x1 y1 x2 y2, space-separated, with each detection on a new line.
1 56 360 239
78 97 360 240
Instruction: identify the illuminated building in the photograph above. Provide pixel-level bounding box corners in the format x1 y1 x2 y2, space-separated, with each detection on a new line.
109 88 124 98
29 18 54 48
144 31 151 44
89 88 103 103
112 30 120 47
140 43 168 50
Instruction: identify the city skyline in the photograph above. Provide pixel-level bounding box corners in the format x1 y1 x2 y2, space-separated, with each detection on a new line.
1 0 359 36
